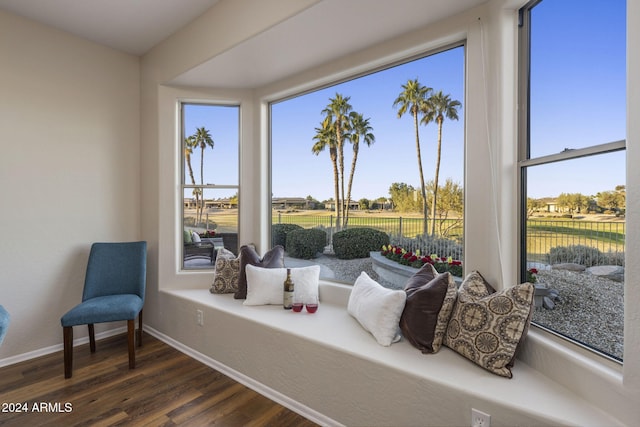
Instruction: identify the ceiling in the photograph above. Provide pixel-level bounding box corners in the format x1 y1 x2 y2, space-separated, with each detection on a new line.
0 0 487 88
0 0 219 55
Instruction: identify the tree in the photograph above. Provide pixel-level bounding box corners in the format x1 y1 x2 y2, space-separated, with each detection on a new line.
393 79 433 233
192 127 214 224
425 179 463 238
526 198 544 218
312 123 341 227
597 191 625 212
184 136 200 222
389 182 421 213
321 94 353 229
358 198 370 210
344 112 375 227
422 91 461 235
556 192 587 214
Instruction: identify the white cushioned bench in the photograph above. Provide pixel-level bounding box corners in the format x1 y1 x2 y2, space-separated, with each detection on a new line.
157 281 624 426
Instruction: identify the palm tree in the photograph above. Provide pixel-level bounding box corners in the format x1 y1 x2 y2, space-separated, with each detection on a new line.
322 94 353 228
193 127 214 224
344 112 374 227
393 79 433 234
422 91 461 236
184 136 199 222
312 123 341 229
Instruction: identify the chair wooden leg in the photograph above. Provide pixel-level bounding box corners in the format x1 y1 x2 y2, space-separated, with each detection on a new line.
88 324 96 353
127 319 135 369
63 326 73 379
137 309 143 347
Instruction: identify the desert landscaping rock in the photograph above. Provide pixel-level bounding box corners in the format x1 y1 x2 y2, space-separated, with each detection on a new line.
587 265 625 282
551 263 586 272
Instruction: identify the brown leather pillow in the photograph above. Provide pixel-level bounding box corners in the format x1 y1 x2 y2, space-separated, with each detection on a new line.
234 245 285 299
400 264 457 354
404 263 438 292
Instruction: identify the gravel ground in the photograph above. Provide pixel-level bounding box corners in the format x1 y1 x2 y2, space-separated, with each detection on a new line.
310 254 624 360
311 253 400 289
532 269 623 360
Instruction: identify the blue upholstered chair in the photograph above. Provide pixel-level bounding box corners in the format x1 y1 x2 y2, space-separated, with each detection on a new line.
61 241 147 378
0 305 10 346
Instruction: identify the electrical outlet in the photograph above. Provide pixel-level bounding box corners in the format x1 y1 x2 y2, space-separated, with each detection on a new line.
196 309 204 326
471 408 490 427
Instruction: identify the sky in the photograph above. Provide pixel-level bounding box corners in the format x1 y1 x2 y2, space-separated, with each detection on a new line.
271 46 465 202
184 0 626 203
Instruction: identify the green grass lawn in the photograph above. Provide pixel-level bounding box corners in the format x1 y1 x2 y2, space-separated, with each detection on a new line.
188 209 625 262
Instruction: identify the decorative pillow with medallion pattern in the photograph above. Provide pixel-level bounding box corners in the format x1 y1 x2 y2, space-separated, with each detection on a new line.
443 271 534 378
210 248 240 294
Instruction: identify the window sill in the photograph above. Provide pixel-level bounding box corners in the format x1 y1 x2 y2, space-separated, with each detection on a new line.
155 281 627 426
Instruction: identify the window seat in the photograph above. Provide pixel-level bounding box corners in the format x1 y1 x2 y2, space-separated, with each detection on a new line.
157 282 624 427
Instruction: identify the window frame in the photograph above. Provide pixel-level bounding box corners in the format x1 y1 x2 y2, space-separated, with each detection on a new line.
517 0 626 361
267 42 467 286
179 101 241 270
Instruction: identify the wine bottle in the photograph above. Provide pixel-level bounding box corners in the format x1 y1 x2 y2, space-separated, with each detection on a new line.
283 268 294 309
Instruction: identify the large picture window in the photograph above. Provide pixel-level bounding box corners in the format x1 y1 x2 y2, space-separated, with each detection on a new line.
271 46 465 288
181 103 240 270
519 0 626 360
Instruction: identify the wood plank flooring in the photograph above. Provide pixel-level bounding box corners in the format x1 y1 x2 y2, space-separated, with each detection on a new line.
0 333 319 427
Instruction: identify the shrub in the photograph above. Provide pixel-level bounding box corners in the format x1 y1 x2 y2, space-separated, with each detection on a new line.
286 228 327 259
547 245 604 267
272 223 303 249
389 234 463 261
333 227 390 260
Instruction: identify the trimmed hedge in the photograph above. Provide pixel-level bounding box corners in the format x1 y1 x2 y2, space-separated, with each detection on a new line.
547 244 606 267
333 227 390 260
272 223 303 250
286 228 327 259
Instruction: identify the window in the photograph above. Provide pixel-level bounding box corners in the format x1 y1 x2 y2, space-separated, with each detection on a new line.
181 103 240 269
519 0 626 360
270 46 465 288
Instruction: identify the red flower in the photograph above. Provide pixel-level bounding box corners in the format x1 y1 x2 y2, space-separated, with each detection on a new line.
409 255 418 263
529 268 538 274
450 260 462 266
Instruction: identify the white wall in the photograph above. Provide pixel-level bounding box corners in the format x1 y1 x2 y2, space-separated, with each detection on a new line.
0 10 140 359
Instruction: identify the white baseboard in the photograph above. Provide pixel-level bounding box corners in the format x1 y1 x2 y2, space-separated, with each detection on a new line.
144 325 342 427
0 326 127 368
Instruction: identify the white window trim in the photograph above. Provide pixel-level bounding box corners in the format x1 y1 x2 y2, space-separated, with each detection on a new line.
179 101 241 270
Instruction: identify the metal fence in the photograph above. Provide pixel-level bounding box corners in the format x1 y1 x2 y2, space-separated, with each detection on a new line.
274 213 463 259
274 214 626 266
526 219 625 266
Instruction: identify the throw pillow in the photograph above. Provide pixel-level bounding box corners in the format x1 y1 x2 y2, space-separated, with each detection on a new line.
235 245 285 299
184 230 192 244
443 271 534 378
191 231 201 243
399 267 457 353
210 248 241 294
244 265 321 306
347 272 407 346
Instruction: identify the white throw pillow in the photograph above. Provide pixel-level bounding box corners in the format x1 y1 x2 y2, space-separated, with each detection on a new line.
191 231 201 243
244 265 320 306
348 272 407 346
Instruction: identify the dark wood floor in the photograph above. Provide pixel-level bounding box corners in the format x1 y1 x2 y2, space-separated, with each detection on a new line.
0 332 319 427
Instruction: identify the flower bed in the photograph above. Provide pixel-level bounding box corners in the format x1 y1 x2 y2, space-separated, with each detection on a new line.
380 244 463 277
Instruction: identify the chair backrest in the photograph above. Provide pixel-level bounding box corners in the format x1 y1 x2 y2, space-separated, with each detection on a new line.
0 305 9 346
82 241 147 302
